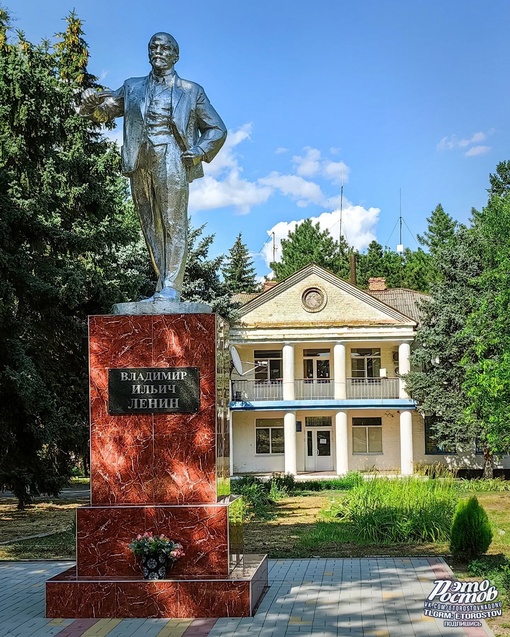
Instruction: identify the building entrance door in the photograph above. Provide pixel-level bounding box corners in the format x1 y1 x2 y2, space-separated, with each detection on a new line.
305 429 333 472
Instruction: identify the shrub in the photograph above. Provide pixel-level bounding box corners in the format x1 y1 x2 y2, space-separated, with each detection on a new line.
456 478 510 493
468 556 510 603
332 477 457 543
450 496 493 560
231 477 271 519
297 472 363 492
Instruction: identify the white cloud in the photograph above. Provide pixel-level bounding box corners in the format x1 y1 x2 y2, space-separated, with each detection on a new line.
275 147 288 154
464 145 491 157
291 147 349 185
323 160 350 186
437 130 492 156
258 172 325 206
293 147 321 177
262 204 379 267
190 170 272 215
189 123 272 214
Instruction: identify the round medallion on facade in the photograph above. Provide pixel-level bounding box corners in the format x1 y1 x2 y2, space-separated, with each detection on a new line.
301 287 327 312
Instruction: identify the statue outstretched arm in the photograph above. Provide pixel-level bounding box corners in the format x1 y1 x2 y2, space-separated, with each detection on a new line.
79 87 125 123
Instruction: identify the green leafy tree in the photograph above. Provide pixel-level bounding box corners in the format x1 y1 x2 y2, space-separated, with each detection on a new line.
356 241 405 289
462 193 510 474
0 11 144 507
401 247 433 293
271 219 350 281
222 233 258 293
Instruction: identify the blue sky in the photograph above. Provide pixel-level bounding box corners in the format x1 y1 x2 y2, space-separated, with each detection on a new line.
9 0 510 277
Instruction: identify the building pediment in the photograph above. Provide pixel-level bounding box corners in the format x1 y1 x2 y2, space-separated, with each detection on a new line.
238 264 416 329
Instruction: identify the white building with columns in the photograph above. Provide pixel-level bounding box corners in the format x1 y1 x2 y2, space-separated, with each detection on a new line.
228 264 432 476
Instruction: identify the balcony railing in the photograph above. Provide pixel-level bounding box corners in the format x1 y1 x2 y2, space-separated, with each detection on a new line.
346 377 399 399
231 379 283 401
294 379 333 399
231 377 400 402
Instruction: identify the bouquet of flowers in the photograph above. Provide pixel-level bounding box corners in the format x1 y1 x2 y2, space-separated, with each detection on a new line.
129 532 185 560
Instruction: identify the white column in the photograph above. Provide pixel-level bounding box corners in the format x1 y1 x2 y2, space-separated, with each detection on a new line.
334 342 346 399
398 342 411 398
400 410 413 476
284 411 297 475
229 412 234 476
335 410 348 475
282 342 295 401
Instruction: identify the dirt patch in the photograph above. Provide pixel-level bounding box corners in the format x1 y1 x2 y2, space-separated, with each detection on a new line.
0 488 89 548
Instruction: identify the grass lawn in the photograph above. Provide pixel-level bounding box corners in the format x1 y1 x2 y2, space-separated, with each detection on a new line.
1 483 509 634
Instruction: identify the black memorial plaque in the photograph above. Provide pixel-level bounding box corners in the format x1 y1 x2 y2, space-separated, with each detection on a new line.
108 367 200 415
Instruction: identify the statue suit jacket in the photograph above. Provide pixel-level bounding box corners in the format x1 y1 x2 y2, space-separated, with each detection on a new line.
93 72 227 182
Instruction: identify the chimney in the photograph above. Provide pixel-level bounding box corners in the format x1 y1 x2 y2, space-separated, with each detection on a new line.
349 253 357 286
368 277 387 291
263 281 278 292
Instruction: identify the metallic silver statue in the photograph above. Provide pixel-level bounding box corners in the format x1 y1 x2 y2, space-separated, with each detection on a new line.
80 32 227 302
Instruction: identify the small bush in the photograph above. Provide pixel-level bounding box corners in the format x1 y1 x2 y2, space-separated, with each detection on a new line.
450 496 493 560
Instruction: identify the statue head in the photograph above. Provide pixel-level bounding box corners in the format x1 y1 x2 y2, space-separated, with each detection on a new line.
148 32 179 72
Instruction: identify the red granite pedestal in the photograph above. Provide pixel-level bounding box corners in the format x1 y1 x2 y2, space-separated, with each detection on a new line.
46 313 267 618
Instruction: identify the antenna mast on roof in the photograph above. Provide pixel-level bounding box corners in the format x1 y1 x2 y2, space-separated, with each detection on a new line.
339 172 344 245
272 231 276 263
397 188 404 254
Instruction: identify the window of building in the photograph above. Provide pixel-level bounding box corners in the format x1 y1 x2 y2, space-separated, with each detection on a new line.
352 417 382 454
424 416 455 454
303 348 330 380
254 350 282 382
351 348 381 378
255 418 284 454
305 416 332 427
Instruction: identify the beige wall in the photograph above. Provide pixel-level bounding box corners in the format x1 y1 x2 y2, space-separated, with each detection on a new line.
233 409 409 474
239 274 403 328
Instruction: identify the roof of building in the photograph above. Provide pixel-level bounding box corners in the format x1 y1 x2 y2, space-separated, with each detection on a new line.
366 288 430 323
231 292 261 305
231 268 430 324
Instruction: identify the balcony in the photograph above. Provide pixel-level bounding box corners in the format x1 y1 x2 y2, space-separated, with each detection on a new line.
346 377 399 400
231 377 400 402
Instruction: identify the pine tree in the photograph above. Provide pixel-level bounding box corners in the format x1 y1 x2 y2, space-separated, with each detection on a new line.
488 160 510 197
0 12 144 507
222 233 258 294
404 226 483 464
417 204 458 258
182 222 235 319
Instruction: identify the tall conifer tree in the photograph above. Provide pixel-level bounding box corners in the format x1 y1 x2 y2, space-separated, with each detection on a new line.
0 11 144 506
223 233 258 293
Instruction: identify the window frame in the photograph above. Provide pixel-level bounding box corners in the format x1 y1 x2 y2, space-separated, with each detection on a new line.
350 348 381 379
352 417 383 454
253 349 282 382
255 418 285 455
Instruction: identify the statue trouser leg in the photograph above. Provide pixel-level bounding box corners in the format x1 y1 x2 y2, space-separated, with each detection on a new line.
131 141 188 300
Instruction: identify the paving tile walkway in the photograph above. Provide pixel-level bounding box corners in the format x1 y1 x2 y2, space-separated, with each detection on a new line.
0 558 495 637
